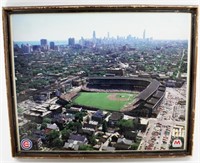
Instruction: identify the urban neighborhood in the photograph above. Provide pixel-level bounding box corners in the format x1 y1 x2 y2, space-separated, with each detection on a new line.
14 29 188 152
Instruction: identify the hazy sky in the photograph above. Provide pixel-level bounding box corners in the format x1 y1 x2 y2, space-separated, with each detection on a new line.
11 12 191 41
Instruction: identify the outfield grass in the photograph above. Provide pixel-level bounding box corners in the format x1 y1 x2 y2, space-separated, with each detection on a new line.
73 92 138 111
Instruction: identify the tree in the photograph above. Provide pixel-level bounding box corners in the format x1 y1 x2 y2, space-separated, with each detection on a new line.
88 135 97 146
27 122 37 130
130 143 139 150
102 120 108 133
124 131 137 141
61 129 71 141
75 112 85 122
51 138 64 148
79 144 93 150
73 122 83 133
17 107 23 114
19 127 26 135
117 119 135 133
40 123 47 130
43 118 52 124
46 130 60 143
65 103 73 109
65 121 75 130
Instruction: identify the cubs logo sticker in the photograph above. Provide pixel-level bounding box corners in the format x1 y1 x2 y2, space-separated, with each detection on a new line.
20 138 32 150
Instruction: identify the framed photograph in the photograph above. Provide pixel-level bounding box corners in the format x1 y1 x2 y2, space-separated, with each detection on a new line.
3 5 198 158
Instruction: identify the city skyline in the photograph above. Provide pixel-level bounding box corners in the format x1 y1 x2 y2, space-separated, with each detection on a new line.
11 12 191 41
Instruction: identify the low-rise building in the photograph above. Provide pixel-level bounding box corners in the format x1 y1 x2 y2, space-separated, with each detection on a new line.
45 123 59 134
68 134 88 145
82 122 98 134
24 109 52 124
91 110 106 123
108 112 124 127
66 107 82 114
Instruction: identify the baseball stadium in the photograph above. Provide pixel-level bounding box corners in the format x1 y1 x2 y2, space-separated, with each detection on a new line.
60 77 166 118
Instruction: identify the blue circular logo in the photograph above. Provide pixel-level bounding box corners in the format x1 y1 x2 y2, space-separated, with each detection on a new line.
20 138 33 150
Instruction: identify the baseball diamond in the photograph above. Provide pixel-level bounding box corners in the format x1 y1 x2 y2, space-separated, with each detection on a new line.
73 92 138 111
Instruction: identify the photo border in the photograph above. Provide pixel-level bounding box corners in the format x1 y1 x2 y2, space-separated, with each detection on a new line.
2 5 198 158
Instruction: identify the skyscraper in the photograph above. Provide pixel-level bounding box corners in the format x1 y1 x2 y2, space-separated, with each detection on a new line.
40 39 47 46
143 30 146 39
107 32 110 39
21 44 31 54
68 38 75 46
50 42 55 50
93 31 96 40
40 39 48 51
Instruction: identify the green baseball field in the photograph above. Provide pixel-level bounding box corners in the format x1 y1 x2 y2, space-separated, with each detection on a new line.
73 92 138 111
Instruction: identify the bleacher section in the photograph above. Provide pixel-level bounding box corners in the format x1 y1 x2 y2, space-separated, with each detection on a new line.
85 77 151 92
